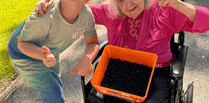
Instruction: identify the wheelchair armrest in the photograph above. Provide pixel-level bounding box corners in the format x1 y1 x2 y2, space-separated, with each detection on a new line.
170 45 188 80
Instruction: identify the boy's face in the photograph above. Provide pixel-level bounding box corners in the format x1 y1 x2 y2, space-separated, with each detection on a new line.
64 0 89 15
69 0 88 10
116 0 145 19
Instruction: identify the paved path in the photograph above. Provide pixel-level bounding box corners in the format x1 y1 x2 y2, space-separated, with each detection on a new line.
2 0 209 103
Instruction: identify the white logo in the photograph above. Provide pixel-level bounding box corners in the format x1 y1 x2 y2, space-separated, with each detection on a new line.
72 29 85 39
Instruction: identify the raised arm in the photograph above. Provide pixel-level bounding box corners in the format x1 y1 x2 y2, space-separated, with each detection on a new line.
157 0 196 22
18 35 57 68
69 12 100 76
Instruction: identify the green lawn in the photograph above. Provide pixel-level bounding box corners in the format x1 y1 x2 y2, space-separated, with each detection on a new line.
0 0 38 89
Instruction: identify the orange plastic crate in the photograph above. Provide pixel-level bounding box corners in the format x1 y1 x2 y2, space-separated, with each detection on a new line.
91 45 158 102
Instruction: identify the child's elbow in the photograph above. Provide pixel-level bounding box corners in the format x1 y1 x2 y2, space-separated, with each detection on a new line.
17 35 25 50
17 42 24 51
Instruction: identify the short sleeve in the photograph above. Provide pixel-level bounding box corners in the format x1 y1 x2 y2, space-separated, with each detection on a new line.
21 11 49 43
89 4 111 25
83 15 97 36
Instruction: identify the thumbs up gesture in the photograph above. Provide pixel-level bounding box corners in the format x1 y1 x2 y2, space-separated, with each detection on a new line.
41 46 56 67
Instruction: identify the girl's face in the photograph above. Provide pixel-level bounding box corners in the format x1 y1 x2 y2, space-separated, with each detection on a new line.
115 0 145 19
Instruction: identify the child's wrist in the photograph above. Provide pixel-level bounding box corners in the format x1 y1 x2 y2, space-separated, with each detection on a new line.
39 48 44 60
82 55 91 63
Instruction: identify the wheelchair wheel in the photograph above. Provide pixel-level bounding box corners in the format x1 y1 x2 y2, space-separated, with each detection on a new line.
186 83 193 103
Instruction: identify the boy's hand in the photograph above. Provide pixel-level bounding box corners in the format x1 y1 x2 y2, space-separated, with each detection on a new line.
41 46 56 67
69 56 93 76
35 0 54 16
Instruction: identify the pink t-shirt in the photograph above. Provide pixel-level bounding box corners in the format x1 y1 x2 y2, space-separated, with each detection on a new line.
89 0 209 67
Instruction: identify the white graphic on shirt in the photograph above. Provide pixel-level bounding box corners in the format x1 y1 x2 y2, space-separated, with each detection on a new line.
72 29 85 39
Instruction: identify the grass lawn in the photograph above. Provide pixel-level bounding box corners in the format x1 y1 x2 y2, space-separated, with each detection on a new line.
0 0 38 93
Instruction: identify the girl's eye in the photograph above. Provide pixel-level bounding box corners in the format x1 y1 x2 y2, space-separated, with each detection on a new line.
119 0 123 2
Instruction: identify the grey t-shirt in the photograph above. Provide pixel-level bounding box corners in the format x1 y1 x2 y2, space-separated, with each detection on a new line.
21 0 96 58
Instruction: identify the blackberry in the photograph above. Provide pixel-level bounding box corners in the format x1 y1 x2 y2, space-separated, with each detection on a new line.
101 58 152 97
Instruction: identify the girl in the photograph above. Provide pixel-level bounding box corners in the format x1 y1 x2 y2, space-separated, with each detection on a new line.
37 0 209 102
8 0 99 102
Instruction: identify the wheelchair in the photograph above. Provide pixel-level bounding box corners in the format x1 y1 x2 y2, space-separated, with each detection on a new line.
80 30 194 103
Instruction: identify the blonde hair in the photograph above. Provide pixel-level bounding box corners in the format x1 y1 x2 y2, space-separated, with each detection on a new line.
107 0 153 18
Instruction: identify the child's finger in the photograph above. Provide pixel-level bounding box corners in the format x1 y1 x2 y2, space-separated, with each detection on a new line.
46 54 55 60
88 68 93 75
84 69 92 76
86 68 93 76
83 69 89 76
47 60 57 66
69 68 78 74
78 70 85 76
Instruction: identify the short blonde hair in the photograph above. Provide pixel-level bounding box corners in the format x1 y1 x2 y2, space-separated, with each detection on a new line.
107 0 153 18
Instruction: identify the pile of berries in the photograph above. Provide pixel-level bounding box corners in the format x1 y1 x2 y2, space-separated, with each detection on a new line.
101 58 152 96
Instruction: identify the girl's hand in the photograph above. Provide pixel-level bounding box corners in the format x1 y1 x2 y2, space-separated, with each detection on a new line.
41 46 57 67
35 0 54 16
69 56 93 76
157 0 180 8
